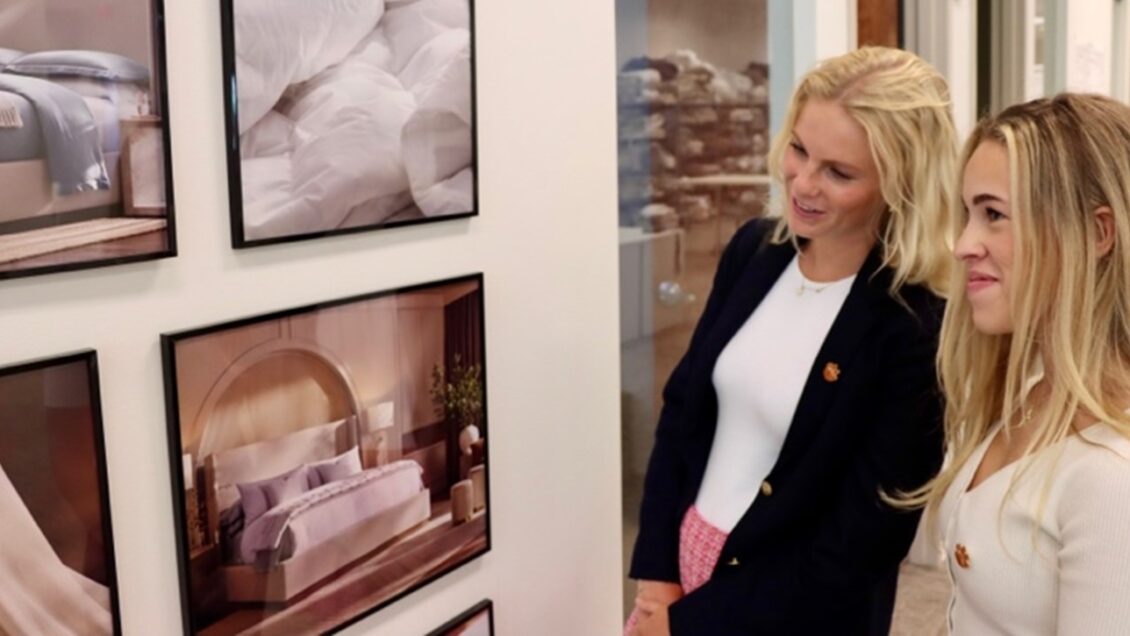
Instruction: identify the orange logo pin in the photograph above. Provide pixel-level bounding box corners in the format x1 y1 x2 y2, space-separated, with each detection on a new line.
955 544 971 569
823 362 841 382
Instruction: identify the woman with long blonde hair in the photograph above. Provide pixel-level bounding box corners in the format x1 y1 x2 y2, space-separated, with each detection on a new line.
625 46 957 635
908 93 1130 634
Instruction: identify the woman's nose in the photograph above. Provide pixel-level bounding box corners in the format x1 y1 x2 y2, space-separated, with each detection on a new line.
790 165 819 199
953 220 984 261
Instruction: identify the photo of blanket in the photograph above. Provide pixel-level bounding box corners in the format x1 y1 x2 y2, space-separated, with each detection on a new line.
224 0 477 246
0 352 120 635
163 274 489 634
0 0 174 280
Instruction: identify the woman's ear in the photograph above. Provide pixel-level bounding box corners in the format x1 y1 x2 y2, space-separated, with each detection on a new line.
1095 206 1115 257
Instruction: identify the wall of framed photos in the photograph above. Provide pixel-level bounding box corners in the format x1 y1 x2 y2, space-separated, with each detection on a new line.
0 1 621 635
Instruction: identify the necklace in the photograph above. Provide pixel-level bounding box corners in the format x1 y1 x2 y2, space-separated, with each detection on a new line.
793 256 855 296
795 280 838 296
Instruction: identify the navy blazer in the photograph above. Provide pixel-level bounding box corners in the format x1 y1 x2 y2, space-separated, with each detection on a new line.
629 218 945 635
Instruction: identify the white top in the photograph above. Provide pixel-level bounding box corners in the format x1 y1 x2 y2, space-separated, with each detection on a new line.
694 255 854 531
939 423 1130 635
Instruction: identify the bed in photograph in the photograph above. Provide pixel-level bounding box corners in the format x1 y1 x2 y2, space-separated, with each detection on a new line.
200 417 431 604
0 49 154 226
229 0 475 242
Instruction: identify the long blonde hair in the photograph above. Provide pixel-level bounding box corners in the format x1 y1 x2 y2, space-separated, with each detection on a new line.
902 94 1130 518
767 46 957 296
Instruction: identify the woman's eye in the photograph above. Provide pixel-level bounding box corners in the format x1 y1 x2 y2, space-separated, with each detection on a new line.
790 142 807 157
829 167 851 180
986 207 1006 222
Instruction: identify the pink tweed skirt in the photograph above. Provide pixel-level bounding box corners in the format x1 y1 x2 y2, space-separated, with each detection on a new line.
624 506 729 633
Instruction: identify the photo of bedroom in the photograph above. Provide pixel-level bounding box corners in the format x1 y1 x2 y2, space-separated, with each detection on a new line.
223 0 477 246
426 599 493 636
162 274 489 635
0 0 174 280
0 351 120 635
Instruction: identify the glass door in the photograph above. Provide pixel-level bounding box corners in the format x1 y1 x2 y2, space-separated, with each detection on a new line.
615 0 771 618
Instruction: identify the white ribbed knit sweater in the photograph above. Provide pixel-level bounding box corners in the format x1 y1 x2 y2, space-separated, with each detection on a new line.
939 423 1130 635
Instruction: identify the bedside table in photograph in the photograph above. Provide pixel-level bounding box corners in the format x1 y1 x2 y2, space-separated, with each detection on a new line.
119 115 166 217
188 543 224 615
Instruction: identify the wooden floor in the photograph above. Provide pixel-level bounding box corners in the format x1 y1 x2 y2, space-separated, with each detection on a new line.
0 224 167 274
200 501 488 636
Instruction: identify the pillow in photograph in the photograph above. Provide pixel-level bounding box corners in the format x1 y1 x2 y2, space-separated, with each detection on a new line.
236 479 271 524
0 48 25 67
307 448 363 488
381 0 469 74
6 50 150 84
262 465 309 508
233 0 384 134
400 30 472 216
237 464 307 522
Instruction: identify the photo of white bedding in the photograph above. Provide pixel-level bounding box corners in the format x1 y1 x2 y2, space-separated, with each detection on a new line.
235 460 425 568
229 0 476 243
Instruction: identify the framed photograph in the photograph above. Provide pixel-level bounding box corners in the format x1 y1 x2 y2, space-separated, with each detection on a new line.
220 0 478 248
0 0 175 280
162 274 489 634
426 599 494 636
0 351 120 635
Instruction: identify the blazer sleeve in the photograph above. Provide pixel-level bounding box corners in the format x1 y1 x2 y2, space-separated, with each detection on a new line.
628 219 772 583
668 293 946 632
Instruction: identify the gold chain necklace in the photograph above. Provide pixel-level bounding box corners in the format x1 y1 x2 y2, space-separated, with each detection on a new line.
795 280 837 296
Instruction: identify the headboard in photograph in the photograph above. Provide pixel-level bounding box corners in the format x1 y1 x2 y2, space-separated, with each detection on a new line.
187 340 366 542
203 416 359 536
191 341 365 459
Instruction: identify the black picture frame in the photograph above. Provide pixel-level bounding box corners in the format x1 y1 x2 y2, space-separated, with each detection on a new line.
0 0 177 281
0 350 121 635
162 273 490 635
425 599 494 636
219 0 479 248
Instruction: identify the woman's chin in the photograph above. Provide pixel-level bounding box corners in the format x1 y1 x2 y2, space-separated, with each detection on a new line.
786 215 816 239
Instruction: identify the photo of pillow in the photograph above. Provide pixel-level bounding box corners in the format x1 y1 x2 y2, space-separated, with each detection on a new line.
6 49 150 84
307 448 363 488
237 464 308 522
263 466 309 508
235 479 270 524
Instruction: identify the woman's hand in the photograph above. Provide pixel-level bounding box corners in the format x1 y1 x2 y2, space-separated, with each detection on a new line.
628 580 680 635
631 604 671 636
634 580 682 617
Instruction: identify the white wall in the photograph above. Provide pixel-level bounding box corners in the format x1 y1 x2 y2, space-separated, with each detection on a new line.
0 1 623 634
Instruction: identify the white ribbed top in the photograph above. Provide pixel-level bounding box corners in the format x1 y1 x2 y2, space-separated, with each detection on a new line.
939 423 1130 635
694 255 854 532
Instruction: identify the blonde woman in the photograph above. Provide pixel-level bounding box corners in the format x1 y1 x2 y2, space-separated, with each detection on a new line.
626 47 957 636
907 93 1130 634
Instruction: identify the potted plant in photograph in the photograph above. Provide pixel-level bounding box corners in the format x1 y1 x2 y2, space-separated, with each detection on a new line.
430 354 484 456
